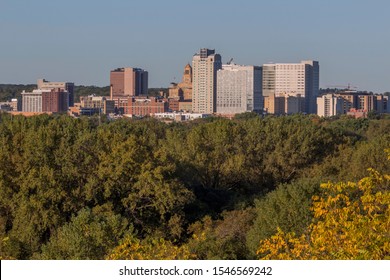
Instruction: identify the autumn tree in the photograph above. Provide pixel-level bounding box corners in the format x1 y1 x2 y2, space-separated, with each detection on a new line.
257 159 390 260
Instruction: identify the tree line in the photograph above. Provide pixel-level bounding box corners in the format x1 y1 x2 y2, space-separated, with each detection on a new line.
0 112 388 259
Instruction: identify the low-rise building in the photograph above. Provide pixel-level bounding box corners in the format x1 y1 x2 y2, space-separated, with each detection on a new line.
80 95 115 115
115 96 168 117
317 94 344 117
153 112 210 121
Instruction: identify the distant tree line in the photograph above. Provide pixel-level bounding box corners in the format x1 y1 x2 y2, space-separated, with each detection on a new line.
0 112 388 260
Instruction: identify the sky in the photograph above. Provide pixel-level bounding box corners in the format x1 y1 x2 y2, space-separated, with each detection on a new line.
0 0 389 92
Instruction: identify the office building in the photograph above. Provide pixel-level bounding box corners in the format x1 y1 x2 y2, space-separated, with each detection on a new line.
114 96 168 117
192 48 222 114
110 67 148 98
216 63 262 114
22 90 44 112
264 93 305 115
37 79 74 106
80 95 115 115
262 60 319 114
42 89 69 113
317 94 344 117
22 89 69 113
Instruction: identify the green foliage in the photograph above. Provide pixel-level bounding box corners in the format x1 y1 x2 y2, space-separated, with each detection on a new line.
0 112 388 259
246 178 321 256
36 208 129 259
73 85 109 102
187 209 255 260
0 84 36 101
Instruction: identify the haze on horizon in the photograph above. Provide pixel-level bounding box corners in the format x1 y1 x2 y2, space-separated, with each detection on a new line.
0 0 389 93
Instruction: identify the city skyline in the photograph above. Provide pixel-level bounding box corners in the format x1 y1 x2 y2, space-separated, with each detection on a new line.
1 0 389 93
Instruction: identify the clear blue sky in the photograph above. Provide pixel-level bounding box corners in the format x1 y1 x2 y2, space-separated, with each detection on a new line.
1 0 389 92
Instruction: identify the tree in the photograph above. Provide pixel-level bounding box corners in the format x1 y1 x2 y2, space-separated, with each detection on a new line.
246 178 321 256
36 208 129 260
257 159 390 260
106 236 193 260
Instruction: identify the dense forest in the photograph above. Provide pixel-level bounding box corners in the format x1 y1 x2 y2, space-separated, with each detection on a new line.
0 112 389 260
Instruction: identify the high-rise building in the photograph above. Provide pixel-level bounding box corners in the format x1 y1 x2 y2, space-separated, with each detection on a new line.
216 63 262 114
37 79 74 106
110 67 148 98
262 60 319 114
192 48 222 114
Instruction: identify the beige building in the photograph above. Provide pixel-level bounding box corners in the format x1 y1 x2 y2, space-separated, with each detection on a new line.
262 60 319 114
264 93 305 115
316 94 344 117
264 94 284 115
169 64 193 101
80 95 115 114
192 48 222 114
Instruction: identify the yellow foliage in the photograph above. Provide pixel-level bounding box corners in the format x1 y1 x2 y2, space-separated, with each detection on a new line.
106 236 195 260
257 156 390 260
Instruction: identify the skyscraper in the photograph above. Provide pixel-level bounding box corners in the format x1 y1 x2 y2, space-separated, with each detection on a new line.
262 60 319 114
110 67 148 98
192 48 222 114
216 63 262 114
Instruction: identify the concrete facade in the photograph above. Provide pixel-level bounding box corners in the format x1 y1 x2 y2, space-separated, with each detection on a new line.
216 64 262 114
37 79 74 106
316 94 344 117
262 60 319 114
192 48 222 114
22 88 69 113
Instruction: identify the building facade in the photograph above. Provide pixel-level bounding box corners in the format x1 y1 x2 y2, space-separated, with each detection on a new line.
216 63 262 114
316 94 344 117
80 95 115 115
110 67 148 97
22 90 44 112
192 48 222 114
22 89 69 113
264 93 305 115
262 60 319 114
169 64 193 101
42 89 69 113
37 79 74 106
115 96 168 117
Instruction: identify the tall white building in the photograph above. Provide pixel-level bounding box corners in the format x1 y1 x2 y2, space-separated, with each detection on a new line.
317 94 344 117
262 60 319 114
216 63 262 114
192 48 222 114
21 89 46 112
